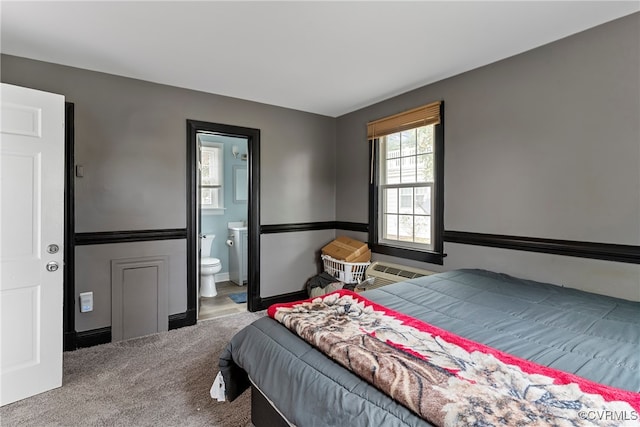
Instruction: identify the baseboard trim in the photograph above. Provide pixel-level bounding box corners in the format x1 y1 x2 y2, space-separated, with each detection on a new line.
169 309 196 330
64 330 77 352
215 272 230 283
71 311 194 351
251 290 308 311
75 327 111 349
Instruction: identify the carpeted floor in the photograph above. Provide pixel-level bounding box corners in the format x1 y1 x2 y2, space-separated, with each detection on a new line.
0 311 265 427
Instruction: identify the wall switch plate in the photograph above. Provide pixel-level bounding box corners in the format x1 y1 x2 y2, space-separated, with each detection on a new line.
79 292 93 313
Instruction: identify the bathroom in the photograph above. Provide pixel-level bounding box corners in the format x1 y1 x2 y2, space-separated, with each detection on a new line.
197 132 248 320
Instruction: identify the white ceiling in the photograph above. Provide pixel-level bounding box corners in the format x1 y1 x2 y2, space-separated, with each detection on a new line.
1 1 638 117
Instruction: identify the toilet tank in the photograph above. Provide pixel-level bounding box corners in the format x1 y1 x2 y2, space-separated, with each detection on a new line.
201 234 215 257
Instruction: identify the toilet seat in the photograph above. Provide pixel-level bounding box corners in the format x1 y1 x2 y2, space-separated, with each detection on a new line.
201 257 221 267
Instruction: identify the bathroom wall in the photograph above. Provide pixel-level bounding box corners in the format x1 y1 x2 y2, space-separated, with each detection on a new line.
199 134 248 278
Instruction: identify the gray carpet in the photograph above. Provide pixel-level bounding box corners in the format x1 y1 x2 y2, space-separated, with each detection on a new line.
0 311 265 427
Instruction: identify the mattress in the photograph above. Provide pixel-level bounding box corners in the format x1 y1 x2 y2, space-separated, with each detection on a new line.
219 269 640 426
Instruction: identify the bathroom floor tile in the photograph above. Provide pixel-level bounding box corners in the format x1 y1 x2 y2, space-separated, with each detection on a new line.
198 281 247 321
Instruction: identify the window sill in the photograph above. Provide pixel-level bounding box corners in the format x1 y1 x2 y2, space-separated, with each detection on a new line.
202 207 226 216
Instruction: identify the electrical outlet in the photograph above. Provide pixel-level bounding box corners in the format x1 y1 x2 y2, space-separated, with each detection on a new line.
79 292 93 313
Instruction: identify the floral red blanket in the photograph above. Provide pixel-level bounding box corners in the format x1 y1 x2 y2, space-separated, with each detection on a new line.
268 290 640 426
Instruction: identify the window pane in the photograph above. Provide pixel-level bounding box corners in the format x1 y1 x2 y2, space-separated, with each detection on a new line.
384 214 398 240
415 215 431 244
385 158 400 184
399 188 413 214
201 152 212 185
398 215 414 242
385 134 400 159
202 188 212 206
417 154 434 183
201 188 220 208
201 147 220 186
415 186 431 215
384 188 398 214
401 129 416 157
211 188 219 207
400 157 416 183
417 125 434 154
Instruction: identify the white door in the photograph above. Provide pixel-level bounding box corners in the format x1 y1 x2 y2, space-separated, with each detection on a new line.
0 83 65 406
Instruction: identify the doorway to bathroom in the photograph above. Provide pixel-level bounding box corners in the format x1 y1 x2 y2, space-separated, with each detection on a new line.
198 132 249 320
186 120 260 324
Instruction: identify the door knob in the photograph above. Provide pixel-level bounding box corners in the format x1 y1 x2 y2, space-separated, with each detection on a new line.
47 244 59 254
46 261 59 272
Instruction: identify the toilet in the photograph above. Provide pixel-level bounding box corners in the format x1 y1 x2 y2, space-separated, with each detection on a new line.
200 234 222 297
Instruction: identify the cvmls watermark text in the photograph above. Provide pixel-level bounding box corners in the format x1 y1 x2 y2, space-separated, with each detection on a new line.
578 410 638 422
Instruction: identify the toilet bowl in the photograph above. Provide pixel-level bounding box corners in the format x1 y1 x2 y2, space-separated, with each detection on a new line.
200 234 222 297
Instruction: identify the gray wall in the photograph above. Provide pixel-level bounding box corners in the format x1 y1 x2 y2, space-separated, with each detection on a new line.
1 55 336 232
74 240 185 332
2 11 638 334
335 13 640 301
260 230 335 298
1 55 337 331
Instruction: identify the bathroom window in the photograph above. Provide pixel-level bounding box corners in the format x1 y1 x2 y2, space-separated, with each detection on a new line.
201 143 224 212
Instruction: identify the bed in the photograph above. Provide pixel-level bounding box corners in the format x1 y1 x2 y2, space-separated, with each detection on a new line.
217 269 640 426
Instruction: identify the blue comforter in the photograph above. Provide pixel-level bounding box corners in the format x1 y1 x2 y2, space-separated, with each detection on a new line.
219 269 640 426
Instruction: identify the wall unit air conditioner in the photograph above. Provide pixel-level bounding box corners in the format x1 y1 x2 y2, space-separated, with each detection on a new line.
363 261 434 290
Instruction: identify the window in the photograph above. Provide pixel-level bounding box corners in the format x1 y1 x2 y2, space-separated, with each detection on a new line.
368 101 444 264
200 143 224 211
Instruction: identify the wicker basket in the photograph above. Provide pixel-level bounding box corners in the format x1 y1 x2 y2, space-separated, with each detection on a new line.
321 254 370 284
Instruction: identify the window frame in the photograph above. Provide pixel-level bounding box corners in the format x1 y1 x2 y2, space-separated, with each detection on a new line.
200 142 224 212
368 102 445 265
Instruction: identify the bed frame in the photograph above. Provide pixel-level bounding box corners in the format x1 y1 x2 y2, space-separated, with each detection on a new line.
250 384 290 427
